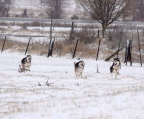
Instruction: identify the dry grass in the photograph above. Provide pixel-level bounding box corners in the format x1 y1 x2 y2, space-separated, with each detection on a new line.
0 39 99 58
0 40 27 53
0 38 143 63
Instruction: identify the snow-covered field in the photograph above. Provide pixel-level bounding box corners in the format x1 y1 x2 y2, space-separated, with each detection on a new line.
0 51 144 119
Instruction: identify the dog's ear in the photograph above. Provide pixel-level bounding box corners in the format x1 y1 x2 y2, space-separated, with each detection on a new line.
27 55 31 57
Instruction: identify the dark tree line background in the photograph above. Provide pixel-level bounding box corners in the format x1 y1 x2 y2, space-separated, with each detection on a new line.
0 0 11 17
0 0 144 21
41 0 66 19
132 0 144 21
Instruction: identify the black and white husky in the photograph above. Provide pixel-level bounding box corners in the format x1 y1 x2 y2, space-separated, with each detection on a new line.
18 55 32 72
74 60 85 77
110 58 121 79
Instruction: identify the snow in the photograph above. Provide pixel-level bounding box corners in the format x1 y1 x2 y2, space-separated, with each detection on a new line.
0 51 144 119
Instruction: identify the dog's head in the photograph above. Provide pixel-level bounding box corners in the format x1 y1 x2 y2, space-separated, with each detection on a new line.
74 60 85 68
78 61 85 68
26 55 32 63
113 58 120 66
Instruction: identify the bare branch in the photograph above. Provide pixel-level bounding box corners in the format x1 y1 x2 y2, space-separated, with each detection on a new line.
42 0 66 19
77 0 132 37
0 0 11 17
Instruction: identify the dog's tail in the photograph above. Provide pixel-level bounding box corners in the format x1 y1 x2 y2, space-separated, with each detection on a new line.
74 62 76 70
110 66 113 73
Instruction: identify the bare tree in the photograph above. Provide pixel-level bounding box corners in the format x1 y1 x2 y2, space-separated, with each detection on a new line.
0 0 11 17
77 0 132 37
22 8 28 18
132 0 144 21
41 0 66 19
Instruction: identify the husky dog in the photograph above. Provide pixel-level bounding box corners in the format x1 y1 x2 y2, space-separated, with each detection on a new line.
74 60 85 77
19 55 32 72
110 58 121 79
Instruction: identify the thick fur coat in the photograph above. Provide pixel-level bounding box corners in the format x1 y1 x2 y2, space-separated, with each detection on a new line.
21 55 32 71
110 58 121 79
74 60 85 77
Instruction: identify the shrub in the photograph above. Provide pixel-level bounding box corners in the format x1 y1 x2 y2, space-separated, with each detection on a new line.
71 14 79 20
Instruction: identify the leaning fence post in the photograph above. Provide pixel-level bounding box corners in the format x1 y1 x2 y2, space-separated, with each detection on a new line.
137 30 142 66
25 37 31 55
72 39 78 59
51 37 55 57
48 37 55 57
1 36 7 53
125 39 132 66
130 30 134 66
96 30 101 61
47 10 53 57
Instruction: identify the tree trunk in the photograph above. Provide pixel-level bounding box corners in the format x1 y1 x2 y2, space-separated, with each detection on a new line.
102 25 106 38
7 7 9 17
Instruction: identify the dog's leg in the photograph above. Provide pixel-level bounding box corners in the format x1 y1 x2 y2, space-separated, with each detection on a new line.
21 65 25 72
22 68 25 72
80 72 82 78
27 66 30 71
76 72 77 77
75 71 78 77
117 68 120 75
111 72 113 77
18 65 22 73
78 72 80 77
21 64 25 71
18 65 25 73
77 73 79 77
114 70 118 79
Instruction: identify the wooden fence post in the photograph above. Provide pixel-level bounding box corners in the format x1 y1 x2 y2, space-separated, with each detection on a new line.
130 30 134 66
125 39 132 66
47 11 53 57
25 37 31 55
137 30 142 66
72 22 74 33
51 37 55 57
96 30 101 61
1 36 7 53
48 37 55 57
72 39 78 59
